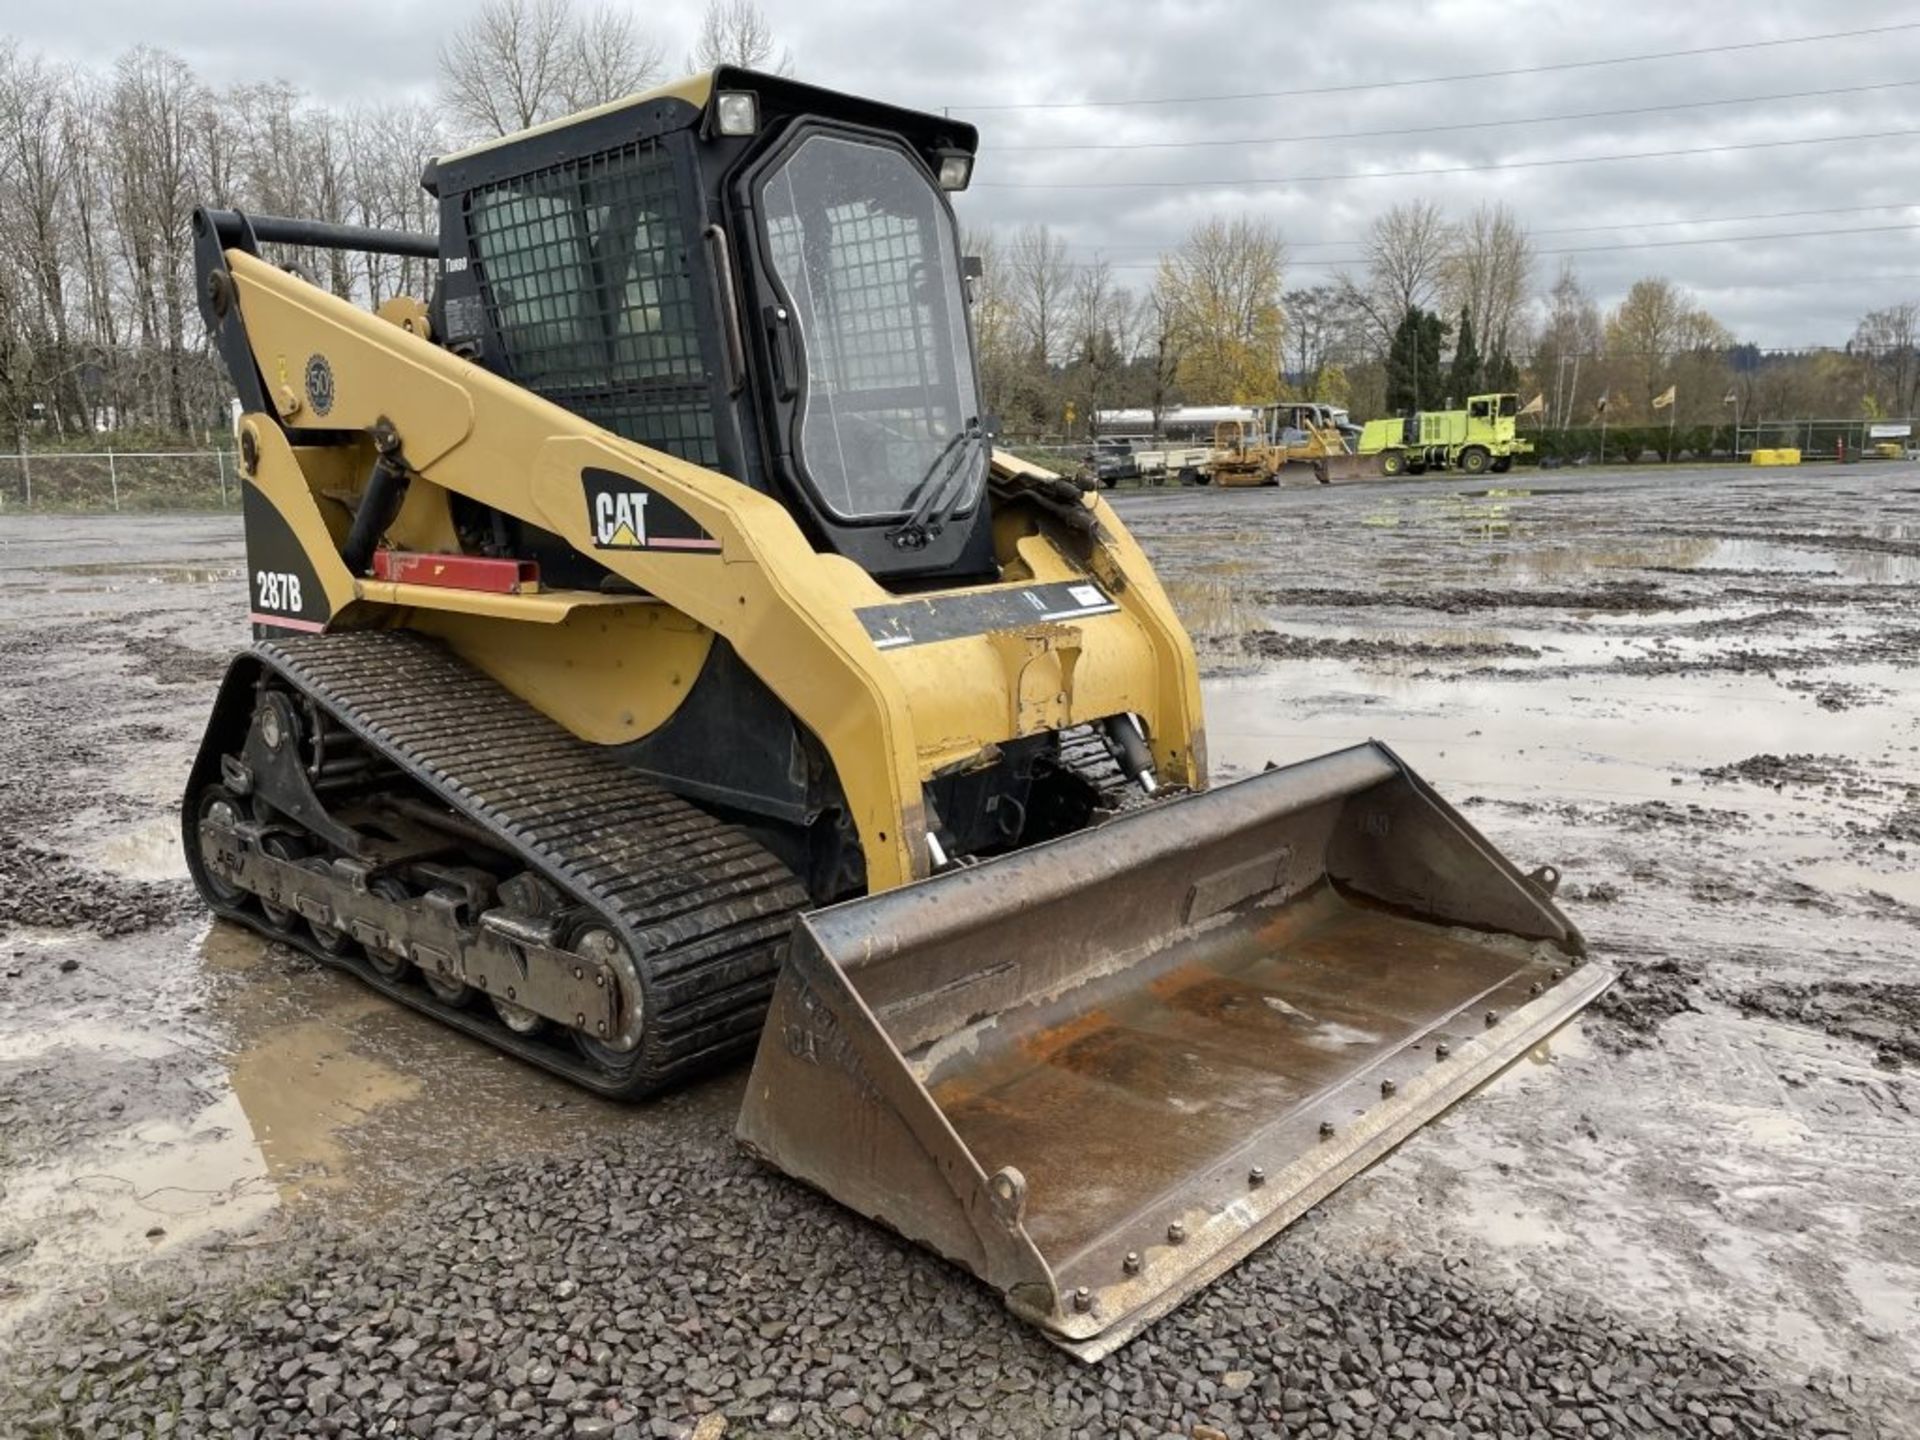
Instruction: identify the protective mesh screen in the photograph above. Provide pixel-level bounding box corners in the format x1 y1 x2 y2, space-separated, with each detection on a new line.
465 139 717 466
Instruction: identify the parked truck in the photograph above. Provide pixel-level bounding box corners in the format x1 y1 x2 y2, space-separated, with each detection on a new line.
1085 436 1215 487
1358 394 1532 477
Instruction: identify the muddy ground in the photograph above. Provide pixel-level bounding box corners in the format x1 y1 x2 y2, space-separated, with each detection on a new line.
0 464 1915 1437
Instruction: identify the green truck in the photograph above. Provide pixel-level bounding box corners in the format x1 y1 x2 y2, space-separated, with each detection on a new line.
1357 393 1532 476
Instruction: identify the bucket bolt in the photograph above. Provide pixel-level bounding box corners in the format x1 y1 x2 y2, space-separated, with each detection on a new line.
1434 1042 1450 1060
1380 1079 1397 1097
1529 981 1543 996
1248 1166 1266 1186
1166 1222 1186 1244
1484 1009 1500 1027
1123 1251 1142 1274
1073 1286 1092 1312
1318 1121 1336 1140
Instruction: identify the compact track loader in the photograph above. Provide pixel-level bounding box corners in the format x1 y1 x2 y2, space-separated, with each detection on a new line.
181 67 1608 1359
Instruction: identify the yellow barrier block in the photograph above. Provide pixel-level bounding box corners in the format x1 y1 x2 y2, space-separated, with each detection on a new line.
1750 448 1802 466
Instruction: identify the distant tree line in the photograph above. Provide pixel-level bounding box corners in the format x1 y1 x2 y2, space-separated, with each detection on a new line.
3 12 1917 451
970 196 1920 440
0 0 784 441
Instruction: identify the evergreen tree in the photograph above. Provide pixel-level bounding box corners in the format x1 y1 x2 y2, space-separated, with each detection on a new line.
1385 306 1449 411
1485 347 1519 394
1385 310 1420 413
1450 306 1482 401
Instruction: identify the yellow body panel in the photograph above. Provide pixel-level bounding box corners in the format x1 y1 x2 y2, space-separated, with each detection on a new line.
414 602 715 747
227 251 1204 892
435 74 718 165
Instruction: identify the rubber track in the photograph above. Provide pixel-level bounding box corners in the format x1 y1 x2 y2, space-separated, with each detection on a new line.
246 630 811 1095
1056 724 1164 815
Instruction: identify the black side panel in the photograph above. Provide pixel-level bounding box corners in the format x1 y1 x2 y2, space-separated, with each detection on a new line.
615 638 816 825
612 637 864 902
242 482 332 636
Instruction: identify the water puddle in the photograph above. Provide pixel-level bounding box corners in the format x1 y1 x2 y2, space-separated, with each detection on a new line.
1162 576 1257 639
0 922 638 1332
1202 664 1919 810
0 1092 280 1318
1496 536 1920 586
1799 861 1920 909
39 563 243 584
86 815 191 882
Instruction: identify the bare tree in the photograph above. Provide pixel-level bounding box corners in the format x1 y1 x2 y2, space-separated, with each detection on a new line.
1155 216 1286 401
1142 282 1184 431
1852 302 1920 418
1339 200 1453 352
1534 262 1602 427
1008 224 1075 370
687 0 794 74
0 47 84 430
1282 284 1366 397
108 46 202 430
344 102 448 303
1604 276 1732 417
962 228 1019 424
1444 202 1534 358
563 7 667 113
439 0 663 140
1064 259 1135 437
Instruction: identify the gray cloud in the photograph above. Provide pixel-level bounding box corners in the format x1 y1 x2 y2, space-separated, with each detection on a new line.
11 0 1918 344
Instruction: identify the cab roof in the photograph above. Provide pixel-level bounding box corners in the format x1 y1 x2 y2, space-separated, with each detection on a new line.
426 66 978 195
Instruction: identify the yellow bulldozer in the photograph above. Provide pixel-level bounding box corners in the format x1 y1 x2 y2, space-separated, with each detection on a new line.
180 67 1607 1359
1212 402 1377 486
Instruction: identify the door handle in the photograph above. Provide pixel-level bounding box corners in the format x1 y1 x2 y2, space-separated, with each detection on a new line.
763 304 798 401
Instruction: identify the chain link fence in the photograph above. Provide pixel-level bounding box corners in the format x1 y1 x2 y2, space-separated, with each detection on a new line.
1733 420 1920 462
0 448 241 513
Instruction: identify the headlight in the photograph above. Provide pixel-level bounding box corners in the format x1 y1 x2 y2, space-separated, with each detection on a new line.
936 151 973 191
715 91 759 137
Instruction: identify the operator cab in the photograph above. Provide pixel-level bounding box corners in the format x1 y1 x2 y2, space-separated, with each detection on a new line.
422 69 990 586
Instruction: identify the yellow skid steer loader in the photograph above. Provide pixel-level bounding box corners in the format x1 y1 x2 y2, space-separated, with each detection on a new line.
180 67 1607 1360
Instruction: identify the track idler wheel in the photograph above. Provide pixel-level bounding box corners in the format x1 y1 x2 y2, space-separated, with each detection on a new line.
374 878 474 1006
361 876 415 982
195 786 251 907
571 924 647 1083
492 995 546 1035
257 832 308 933
304 858 357 956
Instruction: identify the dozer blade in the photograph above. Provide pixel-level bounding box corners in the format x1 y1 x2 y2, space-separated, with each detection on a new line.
736 743 1608 1360
1305 453 1385 485
1272 455 1381 485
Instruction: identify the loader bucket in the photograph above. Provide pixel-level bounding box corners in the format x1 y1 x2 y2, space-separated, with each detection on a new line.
737 742 1608 1360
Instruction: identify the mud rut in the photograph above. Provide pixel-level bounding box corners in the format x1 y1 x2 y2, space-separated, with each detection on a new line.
1 473 1913 1437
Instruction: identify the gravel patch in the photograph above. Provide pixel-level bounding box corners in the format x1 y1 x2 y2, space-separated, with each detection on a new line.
0 1135 1860 1439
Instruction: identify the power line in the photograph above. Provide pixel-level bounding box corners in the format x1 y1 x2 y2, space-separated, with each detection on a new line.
1534 200 1920 239
947 22 1920 112
1543 222 1920 257
978 126 1920 190
993 79 1920 152
1047 200 1920 257
1093 223 1920 271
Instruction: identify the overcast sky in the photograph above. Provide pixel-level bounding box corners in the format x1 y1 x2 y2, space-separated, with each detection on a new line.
11 0 1919 348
